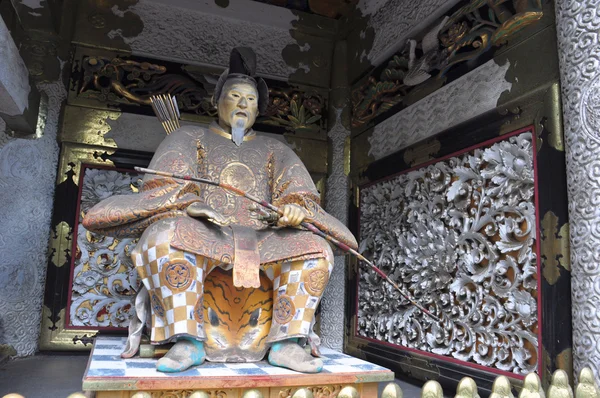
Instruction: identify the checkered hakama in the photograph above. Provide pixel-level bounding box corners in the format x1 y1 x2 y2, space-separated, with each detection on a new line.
132 219 333 345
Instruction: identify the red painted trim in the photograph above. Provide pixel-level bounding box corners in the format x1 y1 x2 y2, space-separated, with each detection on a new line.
355 334 526 380
354 126 538 379
65 163 140 332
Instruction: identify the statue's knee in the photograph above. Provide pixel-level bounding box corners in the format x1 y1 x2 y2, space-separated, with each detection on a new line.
303 261 330 297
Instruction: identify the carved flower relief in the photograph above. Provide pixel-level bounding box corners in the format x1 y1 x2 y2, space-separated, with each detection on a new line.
396 219 458 304
358 132 538 374
480 134 534 204
69 168 141 327
302 96 323 116
80 168 141 213
440 22 468 50
72 270 103 295
266 96 290 117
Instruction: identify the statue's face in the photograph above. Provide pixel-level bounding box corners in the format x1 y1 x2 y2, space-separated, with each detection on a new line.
217 81 259 131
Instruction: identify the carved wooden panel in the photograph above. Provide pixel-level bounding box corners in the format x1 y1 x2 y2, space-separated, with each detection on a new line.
358 129 538 375
40 142 152 350
68 49 328 136
66 166 141 329
350 0 546 132
346 113 572 393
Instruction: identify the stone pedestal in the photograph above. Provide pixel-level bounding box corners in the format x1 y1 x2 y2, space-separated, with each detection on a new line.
555 0 600 384
83 337 394 398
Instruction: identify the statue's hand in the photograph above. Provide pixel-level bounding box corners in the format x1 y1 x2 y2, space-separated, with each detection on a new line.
277 204 307 228
186 203 228 226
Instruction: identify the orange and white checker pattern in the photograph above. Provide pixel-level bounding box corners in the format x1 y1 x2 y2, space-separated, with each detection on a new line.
131 220 334 344
265 258 333 343
132 222 220 344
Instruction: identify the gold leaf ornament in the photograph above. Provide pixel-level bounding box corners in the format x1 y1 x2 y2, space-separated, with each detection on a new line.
50 221 73 268
540 211 570 285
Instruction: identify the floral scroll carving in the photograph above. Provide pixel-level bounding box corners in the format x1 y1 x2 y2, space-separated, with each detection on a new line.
69 168 141 328
358 132 538 374
73 55 326 133
263 89 324 133
351 0 543 129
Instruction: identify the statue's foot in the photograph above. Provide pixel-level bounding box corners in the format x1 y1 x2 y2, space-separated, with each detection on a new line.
268 340 323 373
156 338 206 373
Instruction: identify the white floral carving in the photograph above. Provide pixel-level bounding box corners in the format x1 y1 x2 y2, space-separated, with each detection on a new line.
358 132 538 374
322 109 350 351
556 0 600 384
68 168 141 328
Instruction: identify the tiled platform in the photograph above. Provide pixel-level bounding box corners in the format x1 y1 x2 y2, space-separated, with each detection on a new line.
84 337 394 395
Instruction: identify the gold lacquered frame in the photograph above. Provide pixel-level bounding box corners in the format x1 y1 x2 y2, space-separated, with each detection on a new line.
40 142 118 351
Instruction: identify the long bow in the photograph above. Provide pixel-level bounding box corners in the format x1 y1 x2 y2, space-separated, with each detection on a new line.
134 166 441 322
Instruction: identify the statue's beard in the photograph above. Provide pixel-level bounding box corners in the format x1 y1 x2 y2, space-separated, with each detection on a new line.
231 118 246 146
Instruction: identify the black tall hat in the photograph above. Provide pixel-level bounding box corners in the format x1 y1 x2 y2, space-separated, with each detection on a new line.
212 47 269 114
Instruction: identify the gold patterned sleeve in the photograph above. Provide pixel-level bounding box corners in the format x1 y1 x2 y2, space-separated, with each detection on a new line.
82 126 204 238
271 142 358 250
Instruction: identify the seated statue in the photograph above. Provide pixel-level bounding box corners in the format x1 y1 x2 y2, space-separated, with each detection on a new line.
83 47 357 373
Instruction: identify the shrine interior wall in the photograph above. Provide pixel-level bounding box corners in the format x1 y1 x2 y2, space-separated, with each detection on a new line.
0 82 66 357
345 0 573 393
37 0 344 355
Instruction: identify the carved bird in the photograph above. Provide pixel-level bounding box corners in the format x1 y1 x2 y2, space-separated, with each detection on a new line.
491 376 515 398
403 16 450 87
575 368 600 398
548 370 574 398
455 377 480 398
519 373 546 398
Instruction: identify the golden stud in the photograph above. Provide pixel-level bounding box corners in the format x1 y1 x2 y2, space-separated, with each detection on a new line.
519 372 544 398
291 388 315 398
576 367 600 398
455 377 479 398
131 392 152 398
490 376 514 398
189 391 212 398
241 389 264 398
382 382 403 398
422 380 444 398
548 369 573 398
338 386 360 398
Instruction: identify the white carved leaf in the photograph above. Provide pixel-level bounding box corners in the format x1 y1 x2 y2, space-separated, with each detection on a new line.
68 168 141 328
358 132 538 375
